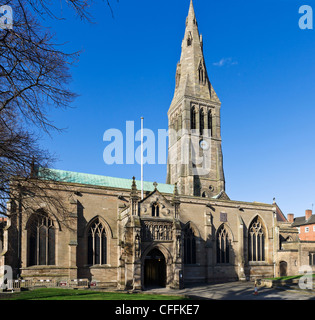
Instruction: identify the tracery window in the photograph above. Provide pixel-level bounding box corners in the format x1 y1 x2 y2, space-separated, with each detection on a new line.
28 213 55 266
152 203 159 217
248 217 265 262
88 218 107 265
217 225 229 264
184 224 196 264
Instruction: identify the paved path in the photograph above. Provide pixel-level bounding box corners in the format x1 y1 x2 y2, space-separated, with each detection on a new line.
145 281 315 300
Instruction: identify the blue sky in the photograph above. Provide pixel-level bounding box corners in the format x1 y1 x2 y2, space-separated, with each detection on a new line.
36 0 315 218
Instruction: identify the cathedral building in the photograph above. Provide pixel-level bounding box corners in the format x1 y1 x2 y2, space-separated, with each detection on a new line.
2 1 311 290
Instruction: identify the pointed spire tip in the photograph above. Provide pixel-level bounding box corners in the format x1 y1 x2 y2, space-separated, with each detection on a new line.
187 0 196 26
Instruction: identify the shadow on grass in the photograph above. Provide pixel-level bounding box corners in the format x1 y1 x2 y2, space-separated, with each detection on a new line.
0 288 188 301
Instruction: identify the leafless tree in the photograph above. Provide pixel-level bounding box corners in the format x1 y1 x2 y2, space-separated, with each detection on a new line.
0 0 117 220
27 0 118 20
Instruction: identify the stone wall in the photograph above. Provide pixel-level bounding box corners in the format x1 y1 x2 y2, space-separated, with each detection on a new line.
4 179 304 288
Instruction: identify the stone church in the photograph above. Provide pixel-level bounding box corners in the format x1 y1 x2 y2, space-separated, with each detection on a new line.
2 1 311 290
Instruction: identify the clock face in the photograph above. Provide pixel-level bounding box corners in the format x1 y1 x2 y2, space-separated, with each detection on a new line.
199 140 209 150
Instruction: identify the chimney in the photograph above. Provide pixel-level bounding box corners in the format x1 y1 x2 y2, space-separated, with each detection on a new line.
305 209 312 221
287 214 294 223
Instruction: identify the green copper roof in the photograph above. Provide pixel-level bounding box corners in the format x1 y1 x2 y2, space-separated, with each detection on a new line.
37 168 175 194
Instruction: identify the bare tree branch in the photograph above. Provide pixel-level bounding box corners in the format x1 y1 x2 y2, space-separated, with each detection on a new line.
0 0 118 228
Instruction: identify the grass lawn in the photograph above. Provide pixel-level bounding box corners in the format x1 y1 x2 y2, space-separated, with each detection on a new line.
0 288 188 300
265 274 315 281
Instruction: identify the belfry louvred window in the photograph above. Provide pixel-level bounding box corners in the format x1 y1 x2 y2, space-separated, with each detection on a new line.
191 106 196 130
208 110 213 136
199 108 204 136
88 218 107 265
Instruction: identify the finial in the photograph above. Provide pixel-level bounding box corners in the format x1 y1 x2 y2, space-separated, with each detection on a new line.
131 176 137 190
173 182 179 196
153 182 158 190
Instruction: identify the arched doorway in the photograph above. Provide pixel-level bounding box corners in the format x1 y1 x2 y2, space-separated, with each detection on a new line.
144 248 166 288
280 261 287 277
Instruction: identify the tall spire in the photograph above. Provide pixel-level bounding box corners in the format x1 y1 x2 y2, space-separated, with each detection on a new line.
170 0 220 110
167 1 225 198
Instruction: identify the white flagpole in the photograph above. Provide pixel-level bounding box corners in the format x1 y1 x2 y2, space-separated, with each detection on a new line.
141 117 144 200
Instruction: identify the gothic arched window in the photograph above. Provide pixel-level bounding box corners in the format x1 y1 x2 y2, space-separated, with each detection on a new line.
217 225 229 264
191 107 196 131
88 218 107 265
28 212 55 266
208 110 213 137
199 109 204 136
184 224 196 264
152 203 159 217
248 217 265 262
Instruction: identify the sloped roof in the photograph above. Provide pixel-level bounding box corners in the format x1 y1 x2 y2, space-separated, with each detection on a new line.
292 215 315 227
37 168 175 194
275 204 287 222
212 190 230 200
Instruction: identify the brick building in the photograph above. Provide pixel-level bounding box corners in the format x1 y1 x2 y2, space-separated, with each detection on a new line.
289 210 315 241
287 210 315 268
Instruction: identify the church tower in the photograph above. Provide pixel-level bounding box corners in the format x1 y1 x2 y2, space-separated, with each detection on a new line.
166 0 225 198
